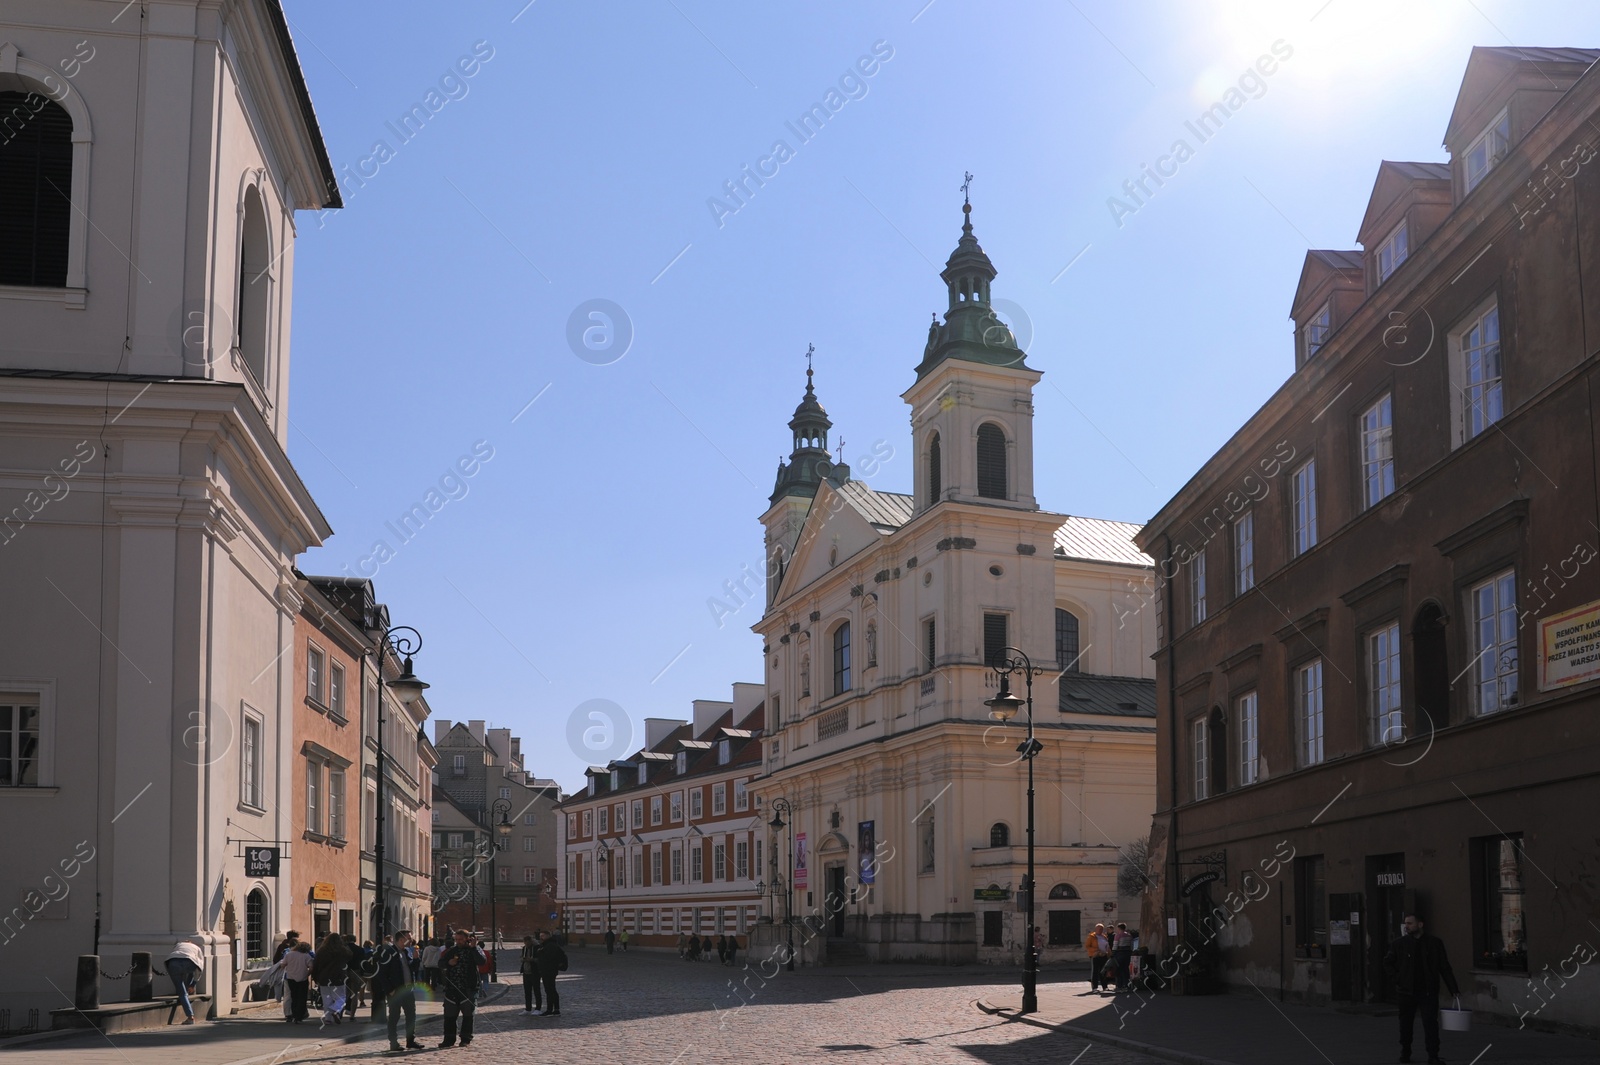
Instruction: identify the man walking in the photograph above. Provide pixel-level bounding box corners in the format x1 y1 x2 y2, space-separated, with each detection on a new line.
536 930 568 1016
1085 922 1109 991
1110 923 1134 991
518 935 542 1014
1385 913 1461 1064
437 928 483 1048
376 930 424 1053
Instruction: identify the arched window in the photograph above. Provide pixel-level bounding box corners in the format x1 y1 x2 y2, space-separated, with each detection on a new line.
832 622 851 696
1048 883 1079 900
1055 608 1081 674
989 822 1009 847
976 423 1007 499
0 91 73 287
927 433 942 505
237 186 271 384
245 888 267 961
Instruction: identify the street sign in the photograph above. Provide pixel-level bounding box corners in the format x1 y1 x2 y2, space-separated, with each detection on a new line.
245 847 280 877
973 887 1010 901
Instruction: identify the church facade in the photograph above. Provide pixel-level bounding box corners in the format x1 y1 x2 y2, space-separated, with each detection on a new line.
749 200 1158 964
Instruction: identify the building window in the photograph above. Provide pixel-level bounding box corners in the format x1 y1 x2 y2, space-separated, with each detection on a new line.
1192 718 1209 801
1360 394 1395 508
1048 909 1082 947
735 839 749 880
1303 302 1331 360
711 841 725 881
240 710 262 807
307 645 326 705
1471 570 1519 714
452 754 466 777
989 822 1009 848
501 787 511 800
245 889 267 962
734 778 748 811
672 845 684 884
237 186 272 383
0 91 72 287
1189 550 1207 627
448 832 464 849
983 612 1009 668
1055 608 1080 673
1465 108 1511 193
306 759 321 834
927 432 941 505
522 835 535 852
923 616 938 672
497 865 509 884
676 750 688 775
524 811 537 826
1208 707 1226 796
832 622 852 695
565 813 576 840
690 788 703 820
1291 459 1317 557
976 423 1008 499
523 866 538 884
1296 660 1325 766
583 809 593 836
637 762 648 786
651 795 663 825
917 803 935 875
328 768 346 841
632 799 644 827
717 738 730 765
598 807 609 834
1236 691 1259 786
329 663 346 720
670 792 683 822
1454 302 1503 445
1234 512 1255 594
1377 219 1409 282
1368 622 1403 745
712 783 726 815
652 848 663 884
632 850 643 886
1294 855 1327 957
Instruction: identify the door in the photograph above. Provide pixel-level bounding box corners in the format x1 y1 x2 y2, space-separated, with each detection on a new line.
1366 854 1407 1002
983 911 1003 946
1328 892 1363 1002
826 865 847 936
1048 909 1081 947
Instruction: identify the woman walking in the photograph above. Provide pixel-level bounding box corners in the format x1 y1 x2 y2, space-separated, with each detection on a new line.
311 933 351 1027
282 940 314 1023
164 939 205 1025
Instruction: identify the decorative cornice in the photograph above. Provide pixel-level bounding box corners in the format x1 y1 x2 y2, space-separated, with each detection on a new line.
1434 498 1529 558
1218 644 1263 674
1340 563 1411 608
936 536 977 552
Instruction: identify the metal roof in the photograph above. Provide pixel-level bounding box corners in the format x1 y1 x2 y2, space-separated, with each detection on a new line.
1308 249 1364 272
1053 516 1152 567
1057 674 1157 717
837 480 915 530
1382 160 1451 182
1474 46 1600 65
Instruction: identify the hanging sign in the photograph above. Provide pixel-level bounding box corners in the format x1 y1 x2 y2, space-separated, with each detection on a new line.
794 833 808 890
245 847 281 878
1181 870 1220 896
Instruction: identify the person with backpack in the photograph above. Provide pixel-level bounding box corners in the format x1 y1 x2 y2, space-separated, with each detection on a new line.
436 928 484 1047
535 930 568 1016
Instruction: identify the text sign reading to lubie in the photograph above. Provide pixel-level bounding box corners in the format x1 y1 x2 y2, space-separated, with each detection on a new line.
1539 598 1600 690
245 847 280 878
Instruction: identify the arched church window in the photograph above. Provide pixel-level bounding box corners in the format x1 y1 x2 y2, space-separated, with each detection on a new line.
1055 608 1081 675
831 622 851 696
1048 883 1079 900
976 423 1007 499
237 186 272 384
989 822 1009 847
927 433 941 505
0 91 73 286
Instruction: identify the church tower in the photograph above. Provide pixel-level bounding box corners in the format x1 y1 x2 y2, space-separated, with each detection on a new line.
902 189 1042 514
761 351 850 606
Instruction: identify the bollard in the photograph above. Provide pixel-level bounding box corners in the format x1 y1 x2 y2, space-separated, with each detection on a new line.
75 956 100 1011
130 952 153 1002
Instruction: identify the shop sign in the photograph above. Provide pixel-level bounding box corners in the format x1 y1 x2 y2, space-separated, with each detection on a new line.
1181 870 1221 896
1375 871 1405 886
311 882 337 902
1539 598 1600 690
245 847 280 878
973 887 1010 901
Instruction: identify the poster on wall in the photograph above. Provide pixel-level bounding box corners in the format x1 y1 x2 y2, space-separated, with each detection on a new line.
858 821 876 884
794 832 808 890
1538 598 1600 690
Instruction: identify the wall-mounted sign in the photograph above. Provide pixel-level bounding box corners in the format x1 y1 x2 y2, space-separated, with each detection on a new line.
1539 598 1600 690
311 882 337 902
974 887 1010 901
1375 872 1405 887
1330 920 1351 946
1181 870 1221 896
858 821 876 885
794 833 808 890
245 847 280 878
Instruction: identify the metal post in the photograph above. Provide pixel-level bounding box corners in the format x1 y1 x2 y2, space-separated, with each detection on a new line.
130 952 153 1002
75 956 99 1011
372 638 387 1022
1023 666 1038 1016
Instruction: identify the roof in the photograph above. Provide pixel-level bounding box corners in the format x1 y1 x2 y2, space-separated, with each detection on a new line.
1057 674 1157 717
263 1 342 208
1307 249 1363 272
1381 160 1451 182
837 480 915 530
1445 46 1600 145
1052 516 1151 567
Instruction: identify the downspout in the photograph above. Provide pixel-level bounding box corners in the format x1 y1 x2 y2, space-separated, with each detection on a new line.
1163 534 1180 963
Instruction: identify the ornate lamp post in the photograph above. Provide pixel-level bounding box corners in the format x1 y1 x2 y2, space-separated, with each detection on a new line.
985 647 1045 1016
768 797 796 971
489 798 512 980
370 625 428 1020
596 843 614 951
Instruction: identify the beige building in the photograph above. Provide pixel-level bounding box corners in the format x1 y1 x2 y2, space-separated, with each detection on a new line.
0 0 337 1019
751 201 1158 964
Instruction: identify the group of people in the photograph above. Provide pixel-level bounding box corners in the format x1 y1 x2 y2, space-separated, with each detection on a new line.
1082 922 1139 992
264 930 372 1026
675 933 740 965
517 932 571 1016
601 928 630 953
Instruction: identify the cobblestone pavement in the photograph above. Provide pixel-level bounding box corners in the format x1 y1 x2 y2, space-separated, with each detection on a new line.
261 951 1163 1065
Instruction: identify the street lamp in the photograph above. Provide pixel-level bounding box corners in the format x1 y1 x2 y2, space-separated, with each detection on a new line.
768 797 795 971
490 798 512 980
596 843 614 952
371 625 428 1021
985 647 1045 1015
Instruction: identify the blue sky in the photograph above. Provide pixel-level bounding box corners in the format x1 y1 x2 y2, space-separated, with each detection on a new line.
282 0 1596 786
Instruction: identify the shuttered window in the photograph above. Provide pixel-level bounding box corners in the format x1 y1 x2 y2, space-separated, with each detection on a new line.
923 616 936 672
1055 608 1080 674
976 424 1007 499
0 92 73 287
983 612 1009 668
927 433 941 504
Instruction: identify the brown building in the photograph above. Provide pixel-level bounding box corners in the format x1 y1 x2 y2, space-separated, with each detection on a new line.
558 685 765 948
1136 47 1600 1033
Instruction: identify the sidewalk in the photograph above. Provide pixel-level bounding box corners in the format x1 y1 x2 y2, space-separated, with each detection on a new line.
0 983 511 1065
977 978 1598 1065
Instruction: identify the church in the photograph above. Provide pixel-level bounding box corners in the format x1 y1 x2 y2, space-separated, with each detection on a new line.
749 195 1159 963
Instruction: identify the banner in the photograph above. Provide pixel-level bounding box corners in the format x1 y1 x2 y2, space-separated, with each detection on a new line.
794 832 808 890
858 821 876 884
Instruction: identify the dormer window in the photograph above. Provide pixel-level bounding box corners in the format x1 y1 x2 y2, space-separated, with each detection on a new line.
1464 109 1511 193
717 738 730 765
637 763 648 786
676 750 687 775
1303 303 1331 360
610 769 620 790
1376 220 1409 283
587 777 596 797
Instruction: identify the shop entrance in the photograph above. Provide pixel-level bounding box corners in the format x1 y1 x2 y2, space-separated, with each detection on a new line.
826 865 847 937
1365 854 1412 1003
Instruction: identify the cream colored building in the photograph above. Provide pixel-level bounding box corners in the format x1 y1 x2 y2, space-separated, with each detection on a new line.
751 201 1157 964
0 1 337 1018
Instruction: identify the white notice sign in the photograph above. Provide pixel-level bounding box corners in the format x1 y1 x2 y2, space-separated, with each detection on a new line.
1539 599 1600 690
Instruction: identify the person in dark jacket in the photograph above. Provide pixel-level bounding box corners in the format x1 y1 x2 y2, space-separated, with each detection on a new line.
272 931 300 964
310 934 351 1028
535 931 568 1016
374 930 424 1053
1384 914 1461 1064
518 935 542 1014
436 929 483 1047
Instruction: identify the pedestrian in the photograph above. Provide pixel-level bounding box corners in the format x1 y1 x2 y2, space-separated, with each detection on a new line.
342 935 365 1019
420 937 442 991
677 932 688 959
726 934 739 968
1085 922 1109 991
519 935 543 1014
437 928 483 1048
619 929 629 952
1110 923 1134 991
164 938 205 1025
536 929 569 1016
688 933 701 961
604 927 615 954
272 930 300 964
375 929 424 1053
282 940 314 1023
1384 913 1461 1065
311 932 350 1028
716 934 728 964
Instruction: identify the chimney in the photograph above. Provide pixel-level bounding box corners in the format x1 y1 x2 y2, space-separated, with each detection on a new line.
691 699 733 739
644 717 686 749
433 719 452 744
468 719 486 745
730 682 763 723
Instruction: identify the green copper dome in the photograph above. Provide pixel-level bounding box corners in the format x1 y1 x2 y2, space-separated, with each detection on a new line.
913 198 1030 380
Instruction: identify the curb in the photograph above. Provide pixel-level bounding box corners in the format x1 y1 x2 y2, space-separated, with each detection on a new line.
975 999 1241 1065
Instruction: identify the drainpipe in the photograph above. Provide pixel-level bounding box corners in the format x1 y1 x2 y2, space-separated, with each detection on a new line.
1163 535 1180 964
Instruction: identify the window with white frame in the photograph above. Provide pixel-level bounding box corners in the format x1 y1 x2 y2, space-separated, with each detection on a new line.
1452 301 1503 446
452 753 466 777
712 782 726 815
306 758 322 834
712 841 725 880
566 856 576 891
522 835 535 852
651 795 663 825
448 831 464 849
1296 660 1325 766
1377 219 1409 282
637 763 648 786
613 802 624 829
734 778 748 811
307 644 326 705
651 847 663 884
1304 302 1331 360
499 786 510 800
1234 512 1255 595
583 856 593 890
566 813 576 840
524 810 537 826
717 738 730 765
1369 622 1403 745
690 788 703 820
632 799 643 828
329 662 346 720
1292 459 1318 557
1360 394 1395 507
735 838 749 880
598 807 609 834
240 709 263 808
1189 549 1207 626
582 809 593 836
523 866 538 884
1465 108 1511 193
1236 691 1259 786
328 768 346 840
1471 570 1519 714
671 845 683 884
691 845 703 882
1193 718 1209 801
676 750 687 775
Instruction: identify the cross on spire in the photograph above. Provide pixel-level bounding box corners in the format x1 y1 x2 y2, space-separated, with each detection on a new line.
961 171 973 205
835 438 846 463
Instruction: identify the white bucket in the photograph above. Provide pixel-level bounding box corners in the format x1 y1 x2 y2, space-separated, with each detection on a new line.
1440 996 1472 1032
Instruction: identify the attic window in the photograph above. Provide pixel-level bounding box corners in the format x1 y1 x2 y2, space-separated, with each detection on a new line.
1303 303 1331 360
1465 109 1511 194
1377 220 1409 283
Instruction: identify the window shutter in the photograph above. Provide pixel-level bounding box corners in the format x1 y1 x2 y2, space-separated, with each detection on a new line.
0 92 73 287
976 424 1007 499
983 613 1008 667
927 434 941 504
